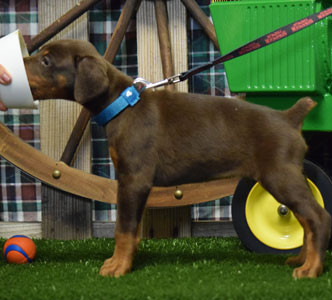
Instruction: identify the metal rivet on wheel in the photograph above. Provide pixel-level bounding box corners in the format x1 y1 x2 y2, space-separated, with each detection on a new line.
278 205 289 216
174 189 183 200
52 169 61 179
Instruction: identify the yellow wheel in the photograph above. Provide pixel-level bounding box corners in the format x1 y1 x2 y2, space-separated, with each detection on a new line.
246 179 323 250
232 160 332 254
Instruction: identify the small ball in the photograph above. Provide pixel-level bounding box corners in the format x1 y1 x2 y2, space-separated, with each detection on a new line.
3 235 36 264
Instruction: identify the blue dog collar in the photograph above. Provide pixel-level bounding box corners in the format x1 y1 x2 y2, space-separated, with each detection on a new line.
94 85 141 126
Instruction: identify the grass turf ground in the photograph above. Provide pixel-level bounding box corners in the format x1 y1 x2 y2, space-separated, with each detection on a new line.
1 237 332 300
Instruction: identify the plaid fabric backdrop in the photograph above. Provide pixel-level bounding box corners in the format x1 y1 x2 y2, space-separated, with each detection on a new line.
0 0 232 223
0 0 40 222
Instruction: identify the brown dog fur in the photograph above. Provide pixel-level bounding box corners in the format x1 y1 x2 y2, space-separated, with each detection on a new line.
24 39 331 278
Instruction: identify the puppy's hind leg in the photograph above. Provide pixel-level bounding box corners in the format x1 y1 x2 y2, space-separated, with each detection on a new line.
99 170 153 277
285 232 307 267
260 164 331 279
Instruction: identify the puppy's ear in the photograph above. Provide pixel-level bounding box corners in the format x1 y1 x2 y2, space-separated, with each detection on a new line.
74 56 109 105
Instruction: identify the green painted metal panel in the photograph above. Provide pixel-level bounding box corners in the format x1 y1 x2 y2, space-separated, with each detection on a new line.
210 0 332 130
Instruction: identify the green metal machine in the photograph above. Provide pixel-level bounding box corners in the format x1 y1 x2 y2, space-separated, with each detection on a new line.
210 0 332 131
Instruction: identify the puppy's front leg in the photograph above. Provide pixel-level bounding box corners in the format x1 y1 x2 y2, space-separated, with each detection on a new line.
99 173 152 277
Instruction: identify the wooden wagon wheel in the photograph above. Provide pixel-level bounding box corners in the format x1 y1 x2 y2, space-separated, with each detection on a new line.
0 121 238 207
0 0 237 208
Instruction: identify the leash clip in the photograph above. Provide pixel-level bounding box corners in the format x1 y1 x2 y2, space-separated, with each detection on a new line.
133 74 181 91
164 74 181 85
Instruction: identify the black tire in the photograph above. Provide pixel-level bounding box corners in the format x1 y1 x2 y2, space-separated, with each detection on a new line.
232 160 332 254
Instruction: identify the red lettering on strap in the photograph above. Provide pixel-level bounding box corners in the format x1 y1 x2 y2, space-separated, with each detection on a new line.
291 18 314 32
265 30 287 44
318 8 332 19
239 42 261 55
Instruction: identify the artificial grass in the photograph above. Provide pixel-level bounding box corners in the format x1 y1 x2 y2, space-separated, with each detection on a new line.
1 237 332 300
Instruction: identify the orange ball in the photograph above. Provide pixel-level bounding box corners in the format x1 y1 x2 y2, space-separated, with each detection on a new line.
3 235 36 264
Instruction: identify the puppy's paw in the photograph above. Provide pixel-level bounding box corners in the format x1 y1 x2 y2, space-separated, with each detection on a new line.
292 264 323 279
99 256 132 278
285 255 305 267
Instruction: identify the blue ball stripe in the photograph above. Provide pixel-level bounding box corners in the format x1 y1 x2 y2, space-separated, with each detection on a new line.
4 244 33 263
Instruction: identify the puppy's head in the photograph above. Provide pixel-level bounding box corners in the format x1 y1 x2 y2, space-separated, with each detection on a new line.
24 40 110 106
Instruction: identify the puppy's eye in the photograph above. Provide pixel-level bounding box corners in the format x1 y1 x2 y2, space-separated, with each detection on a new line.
41 56 51 67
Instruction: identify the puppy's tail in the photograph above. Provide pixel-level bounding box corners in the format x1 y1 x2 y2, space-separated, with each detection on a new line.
284 97 317 130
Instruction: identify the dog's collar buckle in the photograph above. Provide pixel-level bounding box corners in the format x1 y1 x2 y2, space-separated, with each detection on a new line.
94 85 141 126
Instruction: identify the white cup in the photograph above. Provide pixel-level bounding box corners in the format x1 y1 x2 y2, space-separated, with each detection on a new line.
0 30 38 109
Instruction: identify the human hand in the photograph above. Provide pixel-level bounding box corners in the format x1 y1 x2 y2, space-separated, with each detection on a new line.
0 64 12 111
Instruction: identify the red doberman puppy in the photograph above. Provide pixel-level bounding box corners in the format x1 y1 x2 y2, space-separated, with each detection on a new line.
24 39 331 279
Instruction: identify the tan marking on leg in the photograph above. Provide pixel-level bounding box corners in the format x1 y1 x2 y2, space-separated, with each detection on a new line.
286 222 307 267
292 217 323 279
286 239 306 267
99 232 137 277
